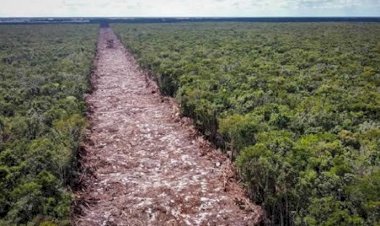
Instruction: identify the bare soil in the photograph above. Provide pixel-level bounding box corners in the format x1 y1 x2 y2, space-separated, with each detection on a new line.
73 27 263 226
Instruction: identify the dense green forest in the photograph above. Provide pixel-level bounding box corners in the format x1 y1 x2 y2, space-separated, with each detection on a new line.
0 25 97 225
114 23 380 225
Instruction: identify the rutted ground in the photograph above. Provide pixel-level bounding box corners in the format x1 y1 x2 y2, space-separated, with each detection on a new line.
73 27 263 226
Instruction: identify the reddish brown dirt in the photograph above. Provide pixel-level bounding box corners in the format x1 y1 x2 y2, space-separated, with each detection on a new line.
73 27 263 226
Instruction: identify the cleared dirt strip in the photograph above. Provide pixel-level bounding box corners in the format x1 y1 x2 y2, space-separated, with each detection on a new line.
73 27 263 226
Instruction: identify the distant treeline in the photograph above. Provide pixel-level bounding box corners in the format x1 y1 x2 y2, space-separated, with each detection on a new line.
1 17 380 24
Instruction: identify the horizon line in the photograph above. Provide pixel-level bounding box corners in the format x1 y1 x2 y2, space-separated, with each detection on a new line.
1 16 380 18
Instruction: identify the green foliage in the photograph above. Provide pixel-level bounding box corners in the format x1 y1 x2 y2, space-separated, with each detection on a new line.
0 25 97 224
114 22 380 225
219 113 259 157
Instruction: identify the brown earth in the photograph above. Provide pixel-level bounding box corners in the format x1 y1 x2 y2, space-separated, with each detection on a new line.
73 27 263 226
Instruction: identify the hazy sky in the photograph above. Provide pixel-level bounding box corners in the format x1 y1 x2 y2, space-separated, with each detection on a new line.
1 0 379 17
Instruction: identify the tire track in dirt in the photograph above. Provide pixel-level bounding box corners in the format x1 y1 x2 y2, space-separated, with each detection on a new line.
73 27 263 226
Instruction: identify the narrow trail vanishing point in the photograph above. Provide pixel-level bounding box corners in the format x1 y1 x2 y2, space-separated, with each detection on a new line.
73 27 263 226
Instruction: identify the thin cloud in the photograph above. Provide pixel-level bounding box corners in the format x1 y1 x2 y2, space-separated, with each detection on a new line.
0 0 379 17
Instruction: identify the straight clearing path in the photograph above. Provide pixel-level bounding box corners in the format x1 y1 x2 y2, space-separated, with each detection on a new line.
73 27 263 226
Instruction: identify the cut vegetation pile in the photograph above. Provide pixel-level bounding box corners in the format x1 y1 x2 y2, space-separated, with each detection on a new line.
74 27 262 226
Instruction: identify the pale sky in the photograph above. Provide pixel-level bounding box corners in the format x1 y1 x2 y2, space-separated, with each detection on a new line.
0 0 379 17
